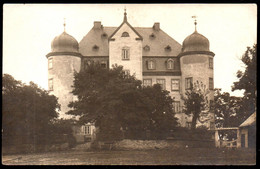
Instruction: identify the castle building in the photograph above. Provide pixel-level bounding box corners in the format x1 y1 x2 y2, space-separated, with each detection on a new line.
46 11 215 129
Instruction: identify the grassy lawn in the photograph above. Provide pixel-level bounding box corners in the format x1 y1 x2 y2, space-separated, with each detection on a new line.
2 148 256 165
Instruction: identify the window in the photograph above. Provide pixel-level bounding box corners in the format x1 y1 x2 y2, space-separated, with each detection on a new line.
100 61 107 68
171 79 180 91
48 58 53 69
122 32 130 37
143 45 150 51
209 78 214 90
48 79 53 91
173 101 180 113
123 70 130 76
82 125 91 135
122 47 130 60
149 33 156 39
92 45 99 51
165 45 171 51
209 57 213 69
185 77 193 90
148 60 156 70
186 122 192 129
143 79 152 87
167 59 174 69
156 79 166 90
209 100 214 110
210 121 215 130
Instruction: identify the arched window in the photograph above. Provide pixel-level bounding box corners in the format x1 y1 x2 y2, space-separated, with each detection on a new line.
167 59 174 69
122 32 130 37
148 60 156 70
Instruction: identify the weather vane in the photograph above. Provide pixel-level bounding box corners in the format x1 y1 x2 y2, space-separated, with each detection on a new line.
192 15 197 32
63 18 66 32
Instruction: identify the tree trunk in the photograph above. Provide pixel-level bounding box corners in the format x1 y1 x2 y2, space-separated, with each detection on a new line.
191 112 199 130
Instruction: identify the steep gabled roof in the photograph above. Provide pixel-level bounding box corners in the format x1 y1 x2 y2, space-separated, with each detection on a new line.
239 112 256 127
79 26 182 57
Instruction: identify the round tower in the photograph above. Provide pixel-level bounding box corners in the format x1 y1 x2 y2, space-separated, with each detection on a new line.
179 22 215 128
46 25 81 119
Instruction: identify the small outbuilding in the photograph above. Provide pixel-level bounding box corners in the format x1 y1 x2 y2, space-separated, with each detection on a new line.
237 112 256 148
214 112 256 148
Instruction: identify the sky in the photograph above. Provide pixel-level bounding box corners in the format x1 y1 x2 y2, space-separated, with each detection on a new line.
3 4 257 97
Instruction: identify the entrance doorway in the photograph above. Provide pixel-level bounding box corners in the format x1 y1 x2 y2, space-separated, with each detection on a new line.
241 134 245 147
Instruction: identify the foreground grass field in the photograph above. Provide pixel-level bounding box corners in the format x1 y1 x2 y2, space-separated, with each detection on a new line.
2 148 256 165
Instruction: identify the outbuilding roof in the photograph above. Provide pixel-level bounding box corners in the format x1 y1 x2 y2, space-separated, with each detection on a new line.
239 112 256 127
79 26 182 57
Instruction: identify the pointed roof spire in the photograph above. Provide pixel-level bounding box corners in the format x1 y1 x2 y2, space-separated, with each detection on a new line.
124 7 127 22
192 15 197 32
63 18 66 32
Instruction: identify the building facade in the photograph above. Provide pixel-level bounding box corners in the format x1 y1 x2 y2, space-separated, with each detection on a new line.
46 11 215 128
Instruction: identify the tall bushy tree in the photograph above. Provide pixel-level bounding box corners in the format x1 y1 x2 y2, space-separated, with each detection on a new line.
214 88 245 128
232 44 256 115
182 81 210 130
68 63 178 140
2 74 60 145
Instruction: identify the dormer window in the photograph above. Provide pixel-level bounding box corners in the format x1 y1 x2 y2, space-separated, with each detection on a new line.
149 33 156 39
92 45 99 51
101 33 108 38
147 60 156 70
167 59 174 69
165 45 171 51
143 45 150 51
122 32 130 37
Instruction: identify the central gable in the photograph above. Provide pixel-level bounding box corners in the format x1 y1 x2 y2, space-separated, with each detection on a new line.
109 21 143 41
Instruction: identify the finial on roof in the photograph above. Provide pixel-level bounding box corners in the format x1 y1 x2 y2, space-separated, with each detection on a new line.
63 18 66 32
124 7 127 22
192 15 197 32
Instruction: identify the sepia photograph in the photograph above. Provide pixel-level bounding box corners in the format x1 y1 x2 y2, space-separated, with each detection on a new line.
2 3 256 165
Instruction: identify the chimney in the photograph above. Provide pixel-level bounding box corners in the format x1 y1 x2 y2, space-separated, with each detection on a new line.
153 22 160 31
94 21 102 29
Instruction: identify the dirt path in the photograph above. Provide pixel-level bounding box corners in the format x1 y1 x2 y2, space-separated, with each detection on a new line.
2 148 256 165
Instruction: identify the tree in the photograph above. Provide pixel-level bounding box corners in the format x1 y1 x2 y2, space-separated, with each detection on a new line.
2 74 60 145
68 63 178 140
232 44 256 115
182 81 210 130
214 88 245 128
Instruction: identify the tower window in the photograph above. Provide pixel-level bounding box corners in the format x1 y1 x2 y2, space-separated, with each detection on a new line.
148 60 156 70
185 77 193 90
122 32 130 37
48 58 53 69
209 57 213 69
156 79 166 90
167 59 174 69
48 78 53 91
143 79 152 87
173 101 181 113
122 47 130 60
209 78 214 90
171 79 180 91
